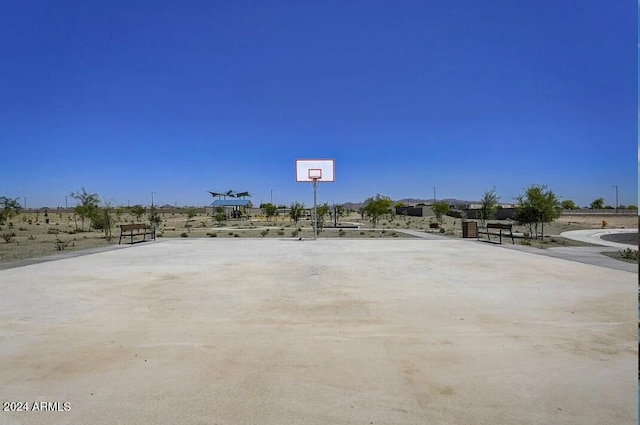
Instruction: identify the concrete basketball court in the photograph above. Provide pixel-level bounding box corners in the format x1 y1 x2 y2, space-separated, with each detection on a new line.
0 238 636 424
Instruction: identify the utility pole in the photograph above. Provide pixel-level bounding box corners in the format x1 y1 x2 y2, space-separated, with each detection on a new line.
151 192 155 208
433 187 436 204
270 189 274 205
612 185 618 214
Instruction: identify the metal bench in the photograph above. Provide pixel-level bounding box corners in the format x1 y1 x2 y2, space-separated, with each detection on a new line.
119 224 156 244
477 223 514 244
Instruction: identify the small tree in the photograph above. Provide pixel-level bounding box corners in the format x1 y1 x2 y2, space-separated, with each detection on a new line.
363 194 392 228
561 200 577 210
261 203 278 221
316 203 330 232
214 206 226 225
478 188 499 227
289 202 305 225
70 188 99 231
432 201 449 224
148 206 162 228
332 204 346 226
90 201 116 241
514 184 561 240
0 197 22 224
590 198 605 209
131 205 146 222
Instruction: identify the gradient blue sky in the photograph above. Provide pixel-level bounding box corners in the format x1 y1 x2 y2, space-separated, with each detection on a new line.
1 1 636 208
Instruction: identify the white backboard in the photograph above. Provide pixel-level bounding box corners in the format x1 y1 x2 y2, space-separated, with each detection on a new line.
295 159 335 182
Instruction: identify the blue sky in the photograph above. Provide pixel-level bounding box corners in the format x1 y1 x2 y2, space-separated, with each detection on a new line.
1 1 636 208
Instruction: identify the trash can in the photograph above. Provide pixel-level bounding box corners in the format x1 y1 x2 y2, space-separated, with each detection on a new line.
462 220 477 238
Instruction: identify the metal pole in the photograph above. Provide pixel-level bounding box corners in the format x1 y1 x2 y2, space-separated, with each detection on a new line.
270 189 274 205
151 192 155 208
433 187 436 204
612 185 618 214
313 179 318 240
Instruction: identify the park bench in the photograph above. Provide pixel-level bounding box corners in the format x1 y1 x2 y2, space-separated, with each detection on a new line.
477 223 514 244
119 224 156 245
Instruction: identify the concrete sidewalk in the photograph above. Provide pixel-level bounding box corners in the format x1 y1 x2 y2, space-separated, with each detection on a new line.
0 239 636 425
561 229 637 249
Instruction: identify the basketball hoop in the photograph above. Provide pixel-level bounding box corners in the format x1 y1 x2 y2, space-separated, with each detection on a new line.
295 159 335 240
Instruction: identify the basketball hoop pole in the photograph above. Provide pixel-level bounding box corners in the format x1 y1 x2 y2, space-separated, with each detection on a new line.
312 178 318 240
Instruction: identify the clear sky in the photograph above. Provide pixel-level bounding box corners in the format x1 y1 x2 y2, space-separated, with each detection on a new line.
1 1 636 209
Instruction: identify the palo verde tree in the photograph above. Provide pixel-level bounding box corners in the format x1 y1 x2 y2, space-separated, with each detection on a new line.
260 203 278 221
316 202 330 232
478 187 499 227
90 200 117 241
0 196 22 224
363 194 392 228
432 201 450 224
130 205 146 222
70 188 100 231
514 184 561 240
289 202 305 225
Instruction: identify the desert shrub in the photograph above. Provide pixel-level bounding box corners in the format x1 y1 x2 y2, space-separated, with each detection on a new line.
228 231 234 236
439 228 446 233
2 232 16 243
209 232 217 237
260 230 268 237
233 233 240 237
360 231 365 235
28 235 36 240
381 229 386 234
277 230 284 236
156 233 164 237
180 232 188 237
601 220 607 229
619 248 639 261
338 229 346 237
291 230 298 237
18 226 27 231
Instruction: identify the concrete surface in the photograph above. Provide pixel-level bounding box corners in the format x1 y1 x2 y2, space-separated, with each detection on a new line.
0 238 636 425
561 229 637 249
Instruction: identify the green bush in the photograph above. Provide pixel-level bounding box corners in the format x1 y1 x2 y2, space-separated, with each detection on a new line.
180 232 188 237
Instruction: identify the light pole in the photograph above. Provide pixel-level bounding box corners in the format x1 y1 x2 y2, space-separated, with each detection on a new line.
270 189 274 205
612 185 618 214
433 187 436 204
151 192 155 208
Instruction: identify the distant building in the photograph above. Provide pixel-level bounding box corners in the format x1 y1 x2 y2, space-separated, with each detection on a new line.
395 205 434 217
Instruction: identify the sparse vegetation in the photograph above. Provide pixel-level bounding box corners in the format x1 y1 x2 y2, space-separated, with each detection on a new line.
363 194 392 228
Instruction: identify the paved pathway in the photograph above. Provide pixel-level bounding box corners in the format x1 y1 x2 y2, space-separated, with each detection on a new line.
560 229 637 249
397 228 637 273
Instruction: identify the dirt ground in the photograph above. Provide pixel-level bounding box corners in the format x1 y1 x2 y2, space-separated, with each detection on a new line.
0 211 636 264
